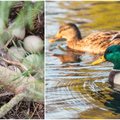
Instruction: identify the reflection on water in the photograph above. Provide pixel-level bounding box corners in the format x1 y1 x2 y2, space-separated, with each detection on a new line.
46 1 120 119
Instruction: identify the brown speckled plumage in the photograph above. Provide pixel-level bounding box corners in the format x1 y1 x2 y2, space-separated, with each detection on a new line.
51 23 120 54
69 31 120 54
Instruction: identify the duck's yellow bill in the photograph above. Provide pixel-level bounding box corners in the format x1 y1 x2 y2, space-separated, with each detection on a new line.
91 56 106 65
49 32 62 43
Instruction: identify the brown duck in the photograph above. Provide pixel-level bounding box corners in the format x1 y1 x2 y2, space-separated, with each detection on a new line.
49 23 120 54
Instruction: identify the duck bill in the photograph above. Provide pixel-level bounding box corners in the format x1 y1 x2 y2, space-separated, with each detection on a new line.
91 56 106 65
49 32 62 43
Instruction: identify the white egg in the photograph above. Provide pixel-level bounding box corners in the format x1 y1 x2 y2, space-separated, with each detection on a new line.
0 18 5 33
0 40 4 47
11 27 25 39
9 23 25 39
23 35 43 53
8 47 26 61
1 31 12 43
8 65 21 74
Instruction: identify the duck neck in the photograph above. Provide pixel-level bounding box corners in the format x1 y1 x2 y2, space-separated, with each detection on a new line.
67 37 79 48
67 37 78 42
66 31 82 49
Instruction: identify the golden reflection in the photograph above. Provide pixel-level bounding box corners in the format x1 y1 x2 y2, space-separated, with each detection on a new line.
59 1 120 31
52 47 82 63
47 1 120 119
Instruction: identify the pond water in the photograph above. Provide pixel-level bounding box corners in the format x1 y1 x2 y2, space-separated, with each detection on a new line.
46 1 120 119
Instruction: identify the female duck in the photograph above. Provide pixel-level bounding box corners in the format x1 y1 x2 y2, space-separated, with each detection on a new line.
49 23 120 54
92 45 120 91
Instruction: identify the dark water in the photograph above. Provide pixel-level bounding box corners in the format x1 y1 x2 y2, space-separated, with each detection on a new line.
46 1 120 119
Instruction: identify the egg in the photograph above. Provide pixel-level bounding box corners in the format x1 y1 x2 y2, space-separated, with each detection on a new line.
1 31 12 43
8 65 21 74
22 54 44 74
0 41 4 47
9 23 25 39
8 47 26 61
23 35 43 53
11 27 25 39
0 18 5 33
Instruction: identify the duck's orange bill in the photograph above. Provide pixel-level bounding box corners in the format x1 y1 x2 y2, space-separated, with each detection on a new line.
49 38 57 43
49 32 62 43
91 56 106 65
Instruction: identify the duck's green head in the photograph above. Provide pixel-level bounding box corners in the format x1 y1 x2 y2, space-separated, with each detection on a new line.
105 45 120 69
92 45 120 70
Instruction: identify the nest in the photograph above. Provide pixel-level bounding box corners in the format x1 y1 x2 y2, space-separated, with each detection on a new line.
0 87 44 119
0 1 44 119
9 1 44 40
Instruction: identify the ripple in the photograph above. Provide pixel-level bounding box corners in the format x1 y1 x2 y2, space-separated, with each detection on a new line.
46 1 120 119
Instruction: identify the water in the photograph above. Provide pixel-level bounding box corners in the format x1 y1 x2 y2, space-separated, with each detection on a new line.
46 1 120 119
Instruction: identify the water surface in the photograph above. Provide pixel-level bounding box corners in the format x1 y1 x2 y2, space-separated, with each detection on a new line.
46 1 120 119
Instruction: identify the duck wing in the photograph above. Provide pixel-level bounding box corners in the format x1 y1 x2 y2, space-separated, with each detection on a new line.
77 31 120 54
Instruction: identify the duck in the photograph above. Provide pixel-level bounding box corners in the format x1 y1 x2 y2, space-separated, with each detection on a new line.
91 45 120 91
49 23 120 54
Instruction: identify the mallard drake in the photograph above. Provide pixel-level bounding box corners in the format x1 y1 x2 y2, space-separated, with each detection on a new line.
49 23 120 54
92 45 120 91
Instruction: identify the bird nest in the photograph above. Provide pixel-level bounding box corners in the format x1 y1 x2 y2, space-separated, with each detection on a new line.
0 1 44 119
